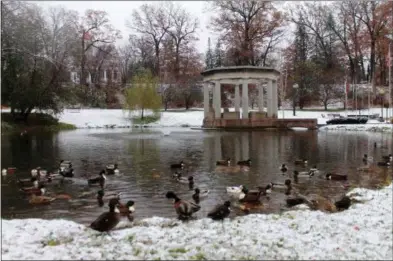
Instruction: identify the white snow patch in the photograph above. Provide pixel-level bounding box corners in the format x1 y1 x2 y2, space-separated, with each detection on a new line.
2 184 392 260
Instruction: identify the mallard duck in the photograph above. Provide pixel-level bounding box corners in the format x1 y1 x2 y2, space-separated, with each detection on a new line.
106 164 119 175
170 161 185 169
29 194 56 205
88 170 106 188
362 154 373 164
309 166 319 173
237 159 251 166
293 170 315 178
90 198 121 232
118 200 135 221
239 187 265 203
334 195 351 210
325 173 348 181
20 184 46 196
17 176 38 187
207 201 231 220
279 164 288 172
192 188 209 203
176 175 194 185
216 158 231 166
165 191 201 220
226 185 244 197
382 154 392 162
377 161 391 166
294 159 308 165
272 179 292 195
59 160 74 177
172 171 182 179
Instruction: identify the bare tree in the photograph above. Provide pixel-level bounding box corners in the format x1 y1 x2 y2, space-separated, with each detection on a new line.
118 43 136 85
127 3 172 76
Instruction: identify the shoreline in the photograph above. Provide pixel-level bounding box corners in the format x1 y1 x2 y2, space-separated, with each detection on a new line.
2 184 392 260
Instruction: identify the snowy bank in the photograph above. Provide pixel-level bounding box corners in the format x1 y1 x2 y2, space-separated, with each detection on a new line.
319 123 393 133
2 184 392 260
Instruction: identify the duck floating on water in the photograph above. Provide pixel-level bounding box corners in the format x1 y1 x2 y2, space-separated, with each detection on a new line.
216 158 231 166
21 184 46 196
90 198 121 233
237 159 251 167
88 170 106 188
192 188 209 203
59 160 74 177
166 191 201 220
362 154 373 164
293 170 315 179
170 161 185 169
382 154 392 162
239 186 266 203
325 173 348 181
294 159 308 165
272 179 292 195
106 164 119 175
279 164 288 173
226 185 244 197
377 161 391 167
207 201 231 220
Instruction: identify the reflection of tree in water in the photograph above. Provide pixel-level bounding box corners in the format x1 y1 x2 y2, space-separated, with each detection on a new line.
127 138 162 195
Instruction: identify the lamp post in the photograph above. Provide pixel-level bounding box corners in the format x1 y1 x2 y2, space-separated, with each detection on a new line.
293 83 299 116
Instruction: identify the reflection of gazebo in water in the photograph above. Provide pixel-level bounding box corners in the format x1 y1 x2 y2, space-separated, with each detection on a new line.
201 66 317 129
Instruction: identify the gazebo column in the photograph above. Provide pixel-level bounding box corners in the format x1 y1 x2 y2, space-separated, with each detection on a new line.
242 79 249 119
272 79 278 117
213 80 221 119
267 79 273 117
234 83 240 112
203 82 210 117
258 82 264 112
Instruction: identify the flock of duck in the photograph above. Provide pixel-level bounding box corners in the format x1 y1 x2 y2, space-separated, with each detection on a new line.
1 147 391 233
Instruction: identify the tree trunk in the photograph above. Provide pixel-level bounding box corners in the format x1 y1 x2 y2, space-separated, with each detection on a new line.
80 32 86 86
141 108 144 120
324 101 328 111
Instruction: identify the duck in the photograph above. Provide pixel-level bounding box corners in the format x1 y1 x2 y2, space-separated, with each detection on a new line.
90 198 121 232
2 169 7 177
294 159 308 165
216 158 231 166
28 194 56 205
176 175 194 185
96 189 119 207
226 185 244 197
165 191 201 220
118 200 136 221
293 170 315 179
334 195 351 210
172 171 182 179
237 159 251 166
279 164 288 172
286 197 306 207
17 176 39 187
207 201 231 220
325 173 348 181
309 165 319 173
106 164 119 175
362 154 373 164
377 161 391 166
192 188 209 203
170 161 185 169
20 184 46 196
88 170 106 188
272 179 292 195
59 160 74 177
239 186 266 203
2 167 16 177
382 154 392 162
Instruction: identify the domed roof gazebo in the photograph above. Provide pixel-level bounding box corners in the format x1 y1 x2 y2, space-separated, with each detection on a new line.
200 66 317 129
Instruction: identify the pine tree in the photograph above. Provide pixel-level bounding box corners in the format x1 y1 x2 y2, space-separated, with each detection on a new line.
214 40 224 67
205 38 214 69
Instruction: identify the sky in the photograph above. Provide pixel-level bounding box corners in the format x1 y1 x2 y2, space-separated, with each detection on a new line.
33 1 221 54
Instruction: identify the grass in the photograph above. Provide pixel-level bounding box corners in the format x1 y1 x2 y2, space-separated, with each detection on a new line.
131 114 161 125
1 112 76 134
168 248 187 254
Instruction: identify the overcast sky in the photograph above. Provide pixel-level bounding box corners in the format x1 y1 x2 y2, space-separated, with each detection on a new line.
33 1 223 54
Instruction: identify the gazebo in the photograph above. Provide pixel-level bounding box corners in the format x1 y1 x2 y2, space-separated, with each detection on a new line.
200 66 317 129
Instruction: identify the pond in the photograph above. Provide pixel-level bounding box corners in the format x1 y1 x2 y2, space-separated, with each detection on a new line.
1 128 392 225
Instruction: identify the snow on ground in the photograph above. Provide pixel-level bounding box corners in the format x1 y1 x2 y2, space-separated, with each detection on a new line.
1 184 392 260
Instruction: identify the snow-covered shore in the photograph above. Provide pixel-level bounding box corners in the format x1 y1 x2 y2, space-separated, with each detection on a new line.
2 184 392 260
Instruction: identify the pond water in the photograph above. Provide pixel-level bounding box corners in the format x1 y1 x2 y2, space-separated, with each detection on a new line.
1 128 392 225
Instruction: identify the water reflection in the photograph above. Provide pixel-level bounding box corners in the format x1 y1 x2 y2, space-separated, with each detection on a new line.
1 129 391 224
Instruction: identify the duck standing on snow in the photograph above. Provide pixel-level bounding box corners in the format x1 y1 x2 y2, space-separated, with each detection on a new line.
325 173 348 181
170 161 185 169
237 159 251 167
207 201 231 220
216 158 231 166
192 188 209 204
90 198 121 233
334 196 351 211
279 164 288 173
166 191 201 220
106 164 119 175
88 170 107 189
294 159 308 165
